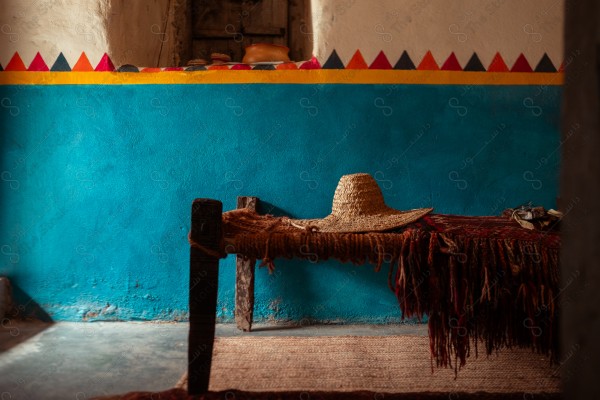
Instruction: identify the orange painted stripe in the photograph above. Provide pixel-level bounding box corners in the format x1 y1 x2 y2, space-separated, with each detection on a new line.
0 70 564 86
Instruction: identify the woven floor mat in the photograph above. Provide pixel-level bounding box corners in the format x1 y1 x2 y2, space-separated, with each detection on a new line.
179 336 560 393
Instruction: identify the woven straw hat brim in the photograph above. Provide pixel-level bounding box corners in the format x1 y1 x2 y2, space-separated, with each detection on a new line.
292 207 433 233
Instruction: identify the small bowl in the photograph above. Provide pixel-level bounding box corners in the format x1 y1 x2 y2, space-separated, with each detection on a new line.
242 43 290 64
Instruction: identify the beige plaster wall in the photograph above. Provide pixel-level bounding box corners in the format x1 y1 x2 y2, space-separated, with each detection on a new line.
1 0 564 68
0 0 187 68
311 0 564 67
0 0 111 67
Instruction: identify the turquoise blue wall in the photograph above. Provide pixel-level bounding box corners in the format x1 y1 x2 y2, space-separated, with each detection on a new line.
0 83 561 322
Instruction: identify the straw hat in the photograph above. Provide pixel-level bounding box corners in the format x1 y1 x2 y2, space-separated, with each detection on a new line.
290 173 433 233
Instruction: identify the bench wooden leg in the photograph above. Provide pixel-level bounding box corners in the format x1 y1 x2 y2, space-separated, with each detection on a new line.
188 199 222 395
235 196 258 332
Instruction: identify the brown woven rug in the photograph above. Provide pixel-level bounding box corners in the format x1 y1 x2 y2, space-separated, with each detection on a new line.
200 336 560 393
94 335 561 399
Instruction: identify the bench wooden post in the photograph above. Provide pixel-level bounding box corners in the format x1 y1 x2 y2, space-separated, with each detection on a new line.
235 196 258 331
188 199 222 394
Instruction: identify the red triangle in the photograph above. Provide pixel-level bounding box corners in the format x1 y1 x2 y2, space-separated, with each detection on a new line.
346 50 368 69
441 52 462 71
558 61 564 72
95 53 115 71
369 51 392 69
299 56 321 69
72 52 94 71
487 52 509 72
511 53 533 72
27 52 49 71
5 52 27 71
417 51 439 70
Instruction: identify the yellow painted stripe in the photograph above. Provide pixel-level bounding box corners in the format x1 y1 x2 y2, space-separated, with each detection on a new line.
0 70 564 85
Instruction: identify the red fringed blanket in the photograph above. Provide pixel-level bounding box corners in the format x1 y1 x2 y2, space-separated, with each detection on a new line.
218 209 560 372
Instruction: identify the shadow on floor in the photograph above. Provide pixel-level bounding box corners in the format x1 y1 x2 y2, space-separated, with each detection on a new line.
0 320 53 353
0 283 53 353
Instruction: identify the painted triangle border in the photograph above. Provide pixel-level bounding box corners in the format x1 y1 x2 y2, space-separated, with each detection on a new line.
0 49 566 74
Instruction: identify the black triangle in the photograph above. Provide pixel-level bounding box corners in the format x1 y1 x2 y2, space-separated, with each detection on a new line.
252 64 276 70
534 53 557 72
322 50 344 69
463 53 486 71
0 63 3 71
50 52 71 71
394 51 415 70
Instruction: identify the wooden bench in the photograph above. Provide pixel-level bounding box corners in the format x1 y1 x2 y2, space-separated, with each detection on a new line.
187 197 560 395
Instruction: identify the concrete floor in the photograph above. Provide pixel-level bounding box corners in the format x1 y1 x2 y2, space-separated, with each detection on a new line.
0 321 426 399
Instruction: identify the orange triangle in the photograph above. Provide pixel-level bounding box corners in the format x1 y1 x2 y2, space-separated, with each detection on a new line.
417 51 439 70
487 52 509 72
5 52 27 71
276 62 298 70
346 50 368 69
72 52 94 71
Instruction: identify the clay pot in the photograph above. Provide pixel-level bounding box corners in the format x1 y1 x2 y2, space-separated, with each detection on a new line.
242 43 291 64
